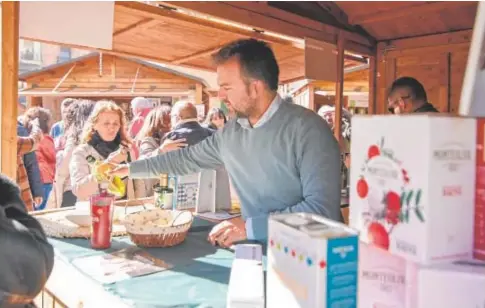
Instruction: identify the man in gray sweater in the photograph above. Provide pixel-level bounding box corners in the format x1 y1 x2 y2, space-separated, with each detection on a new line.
111 39 341 247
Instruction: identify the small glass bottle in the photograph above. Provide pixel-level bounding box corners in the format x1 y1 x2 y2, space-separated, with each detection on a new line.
154 173 174 209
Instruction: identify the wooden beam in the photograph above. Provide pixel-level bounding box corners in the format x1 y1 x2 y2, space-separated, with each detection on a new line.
113 18 158 37
1 2 19 180
350 1 466 25
116 2 301 48
171 45 224 65
334 32 345 146
368 56 377 114
380 29 472 51
52 64 76 92
308 84 315 112
315 2 350 26
131 66 141 93
161 1 375 55
195 83 203 105
19 36 216 73
439 52 450 112
18 90 193 97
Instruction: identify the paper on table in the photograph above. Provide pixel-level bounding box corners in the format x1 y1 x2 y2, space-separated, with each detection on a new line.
71 247 172 285
197 211 241 221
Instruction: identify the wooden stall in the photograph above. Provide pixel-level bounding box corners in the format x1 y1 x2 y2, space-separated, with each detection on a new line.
266 1 478 114
292 64 369 114
18 53 211 121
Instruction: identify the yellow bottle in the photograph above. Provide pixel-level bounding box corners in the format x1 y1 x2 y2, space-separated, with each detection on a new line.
87 155 126 197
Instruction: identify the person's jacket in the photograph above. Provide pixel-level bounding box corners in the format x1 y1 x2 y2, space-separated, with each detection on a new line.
36 136 56 184
414 102 439 113
17 123 43 199
0 174 54 307
16 124 43 211
165 120 214 146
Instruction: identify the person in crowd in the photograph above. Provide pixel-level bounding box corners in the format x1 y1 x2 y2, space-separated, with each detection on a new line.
49 100 95 208
318 105 352 188
16 120 44 211
128 97 153 139
387 76 439 114
70 100 146 201
23 107 56 210
167 100 214 145
136 104 173 157
204 107 227 130
17 120 43 209
110 39 342 247
135 105 185 195
0 173 54 307
50 97 76 148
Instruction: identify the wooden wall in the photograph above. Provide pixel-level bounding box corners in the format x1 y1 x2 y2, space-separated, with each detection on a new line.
376 30 472 114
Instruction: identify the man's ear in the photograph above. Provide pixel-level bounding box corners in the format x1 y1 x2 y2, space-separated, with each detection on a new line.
249 80 265 100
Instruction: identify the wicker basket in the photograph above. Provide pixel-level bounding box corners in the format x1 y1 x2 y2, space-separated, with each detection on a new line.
123 208 193 248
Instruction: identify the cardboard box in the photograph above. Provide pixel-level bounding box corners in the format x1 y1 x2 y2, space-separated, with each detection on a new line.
415 261 485 308
266 213 359 308
358 242 416 308
359 242 485 308
350 115 476 264
475 119 485 261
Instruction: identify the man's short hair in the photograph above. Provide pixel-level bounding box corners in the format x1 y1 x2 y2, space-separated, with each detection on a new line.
131 97 153 110
213 39 280 91
389 77 428 102
172 100 198 120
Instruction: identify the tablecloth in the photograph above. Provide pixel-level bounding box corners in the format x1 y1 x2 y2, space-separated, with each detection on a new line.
48 218 234 308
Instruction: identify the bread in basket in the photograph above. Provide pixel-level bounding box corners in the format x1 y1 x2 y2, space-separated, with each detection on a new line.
123 208 193 247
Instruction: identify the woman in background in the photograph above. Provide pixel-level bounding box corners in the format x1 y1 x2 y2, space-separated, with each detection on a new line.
49 100 95 208
23 107 56 210
70 100 145 200
136 105 186 195
204 107 227 130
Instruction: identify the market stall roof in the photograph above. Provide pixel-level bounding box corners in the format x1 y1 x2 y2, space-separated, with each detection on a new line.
18 52 208 97
269 1 478 41
20 1 370 85
290 64 370 95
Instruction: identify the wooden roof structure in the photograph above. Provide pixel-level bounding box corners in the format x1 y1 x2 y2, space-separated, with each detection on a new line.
18 53 208 97
21 2 370 85
291 64 369 96
260 1 478 42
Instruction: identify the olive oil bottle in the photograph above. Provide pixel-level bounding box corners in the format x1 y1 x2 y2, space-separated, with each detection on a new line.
154 173 174 209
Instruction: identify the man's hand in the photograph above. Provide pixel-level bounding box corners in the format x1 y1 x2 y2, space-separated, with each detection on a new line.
208 217 247 248
33 196 43 207
107 147 128 164
108 164 130 178
159 138 187 154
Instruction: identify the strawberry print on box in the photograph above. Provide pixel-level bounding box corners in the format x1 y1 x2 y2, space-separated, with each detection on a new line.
350 115 476 264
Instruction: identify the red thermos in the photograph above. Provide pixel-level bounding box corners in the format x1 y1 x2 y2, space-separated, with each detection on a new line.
90 182 115 249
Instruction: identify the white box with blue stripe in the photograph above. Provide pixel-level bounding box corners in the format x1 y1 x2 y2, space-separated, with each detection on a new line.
267 213 359 308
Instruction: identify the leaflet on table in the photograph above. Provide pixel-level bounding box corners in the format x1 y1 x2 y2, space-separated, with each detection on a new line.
71 247 173 284
197 211 241 221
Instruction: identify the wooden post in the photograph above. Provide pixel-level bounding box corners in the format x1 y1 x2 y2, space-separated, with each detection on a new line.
195 83 203 105
334 32 345 146
1 2 19 180
368 56 377 114
308 83 315 111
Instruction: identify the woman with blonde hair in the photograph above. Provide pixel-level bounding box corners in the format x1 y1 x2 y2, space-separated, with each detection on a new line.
70 100 146 200
49 99 95 208
136 104 186 195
